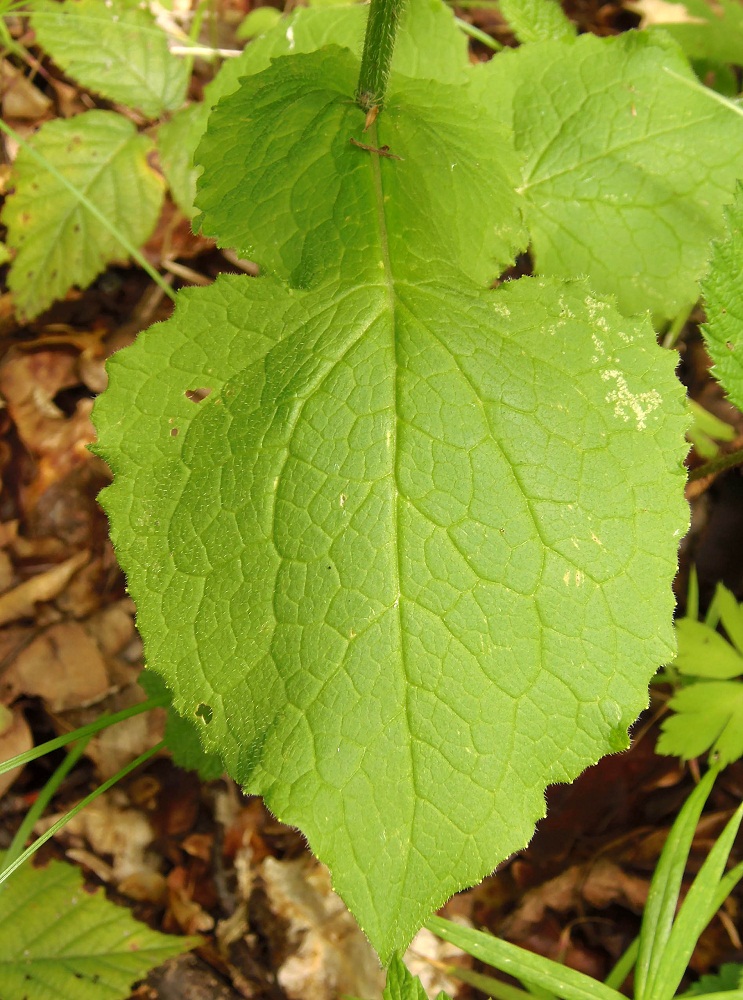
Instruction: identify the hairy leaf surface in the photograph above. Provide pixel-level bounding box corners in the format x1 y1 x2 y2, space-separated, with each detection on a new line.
0 856 195 999
702 182 743 409
2 110 163 320
478 32 743 317
31 0 188 117
94 48 688 960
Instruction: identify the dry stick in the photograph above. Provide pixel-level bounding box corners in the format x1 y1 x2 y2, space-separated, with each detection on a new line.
0 117 176 303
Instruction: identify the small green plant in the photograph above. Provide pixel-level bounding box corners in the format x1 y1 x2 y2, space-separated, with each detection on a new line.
419 766 743 1000
656 576 743 767
3 0 743 988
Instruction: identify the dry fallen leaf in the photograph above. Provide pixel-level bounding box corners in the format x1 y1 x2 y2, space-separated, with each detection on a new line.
625 0 706 27
0 549 88 626
0 703 32 798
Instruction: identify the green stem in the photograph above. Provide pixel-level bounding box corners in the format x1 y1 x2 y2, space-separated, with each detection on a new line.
356 0 406 112
1 737 90 874
688 446 743 482
0 742 165 889
0 694 169 778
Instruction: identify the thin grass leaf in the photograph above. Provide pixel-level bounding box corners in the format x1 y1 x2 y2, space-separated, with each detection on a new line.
426 917 623 1000
649 803 743 1000
604 936 638 990
635 766 719 1000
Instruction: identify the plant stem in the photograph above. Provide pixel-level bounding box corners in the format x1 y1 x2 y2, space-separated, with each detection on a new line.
688 446 743 482
0 694 169 778
0 742 165 889
1 736 90 874
356 0 406 112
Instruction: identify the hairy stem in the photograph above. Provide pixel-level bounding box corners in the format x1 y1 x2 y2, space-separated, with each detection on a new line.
356 0 406 112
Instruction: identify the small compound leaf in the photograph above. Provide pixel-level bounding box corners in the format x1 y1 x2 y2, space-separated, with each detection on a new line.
658 680 743 765
94 48 688 961
31 0 188 117
480 31 743 317
701 182 743 411
0 855 197 999
2 110 163 320
673 618 743 679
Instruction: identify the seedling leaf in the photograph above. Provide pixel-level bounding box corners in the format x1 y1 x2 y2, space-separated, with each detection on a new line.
384 954 450 1000
2 110 163 320
657 681 743 765
31 0 188 117
480 32 743 317
94 47 688 961
0 855 196 999
702 182 743 410
673 618 743 678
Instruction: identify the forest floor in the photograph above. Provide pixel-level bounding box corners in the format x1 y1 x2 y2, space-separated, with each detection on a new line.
0 2 741 998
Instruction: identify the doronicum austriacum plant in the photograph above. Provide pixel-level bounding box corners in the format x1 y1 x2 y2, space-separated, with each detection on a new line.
2 0 743 995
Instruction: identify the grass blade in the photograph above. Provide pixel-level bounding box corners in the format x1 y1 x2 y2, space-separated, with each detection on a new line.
426 917 624 1000
635 765 719 1000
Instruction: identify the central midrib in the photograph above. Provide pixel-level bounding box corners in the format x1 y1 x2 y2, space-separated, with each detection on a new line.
367 119 417 930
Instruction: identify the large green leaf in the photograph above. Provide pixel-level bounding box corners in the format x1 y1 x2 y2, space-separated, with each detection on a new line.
31 0 188 117
93 48 687 960
0 857 196 999
476 31 743 317
701 182 743 410
2 110 163 321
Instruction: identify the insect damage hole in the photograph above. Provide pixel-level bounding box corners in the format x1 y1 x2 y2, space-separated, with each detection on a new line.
195 702 213 724
185 387 212 404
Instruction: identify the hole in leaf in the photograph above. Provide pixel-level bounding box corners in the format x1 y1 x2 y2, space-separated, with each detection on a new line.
185 387 212 404
195 703 213 724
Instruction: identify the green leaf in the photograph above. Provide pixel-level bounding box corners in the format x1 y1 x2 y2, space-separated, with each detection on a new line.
31 0 188 117
701 182 743 411
684 964 743 997
715 582 743 655
427 916 624 1000
636 766 718 1000
0 856 196 999
2 110 164 320
155 0 468 218
478 32 743 318
646 0 743 68
650 803 743 1000
236 6 283 40
657 681 743 765
384 954 451 1000
673 618 743 678
498 0 576 43
93 48 688 961
139 671 224 779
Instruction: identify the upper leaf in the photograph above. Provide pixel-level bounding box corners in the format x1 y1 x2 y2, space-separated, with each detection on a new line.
160 0 469 219
476 31 743 317
94 47 688 961
645 0 743 67
2 110 164 320
195 49 526 286
0 856 196 999
701 182 743 411
31 0 188 117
